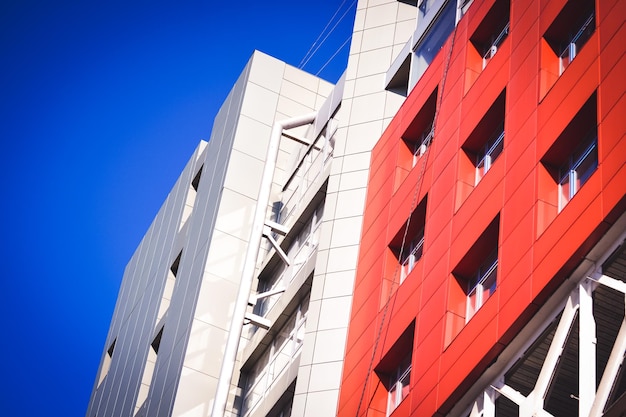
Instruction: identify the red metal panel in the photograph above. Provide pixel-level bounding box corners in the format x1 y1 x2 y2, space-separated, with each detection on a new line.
337 1 624 415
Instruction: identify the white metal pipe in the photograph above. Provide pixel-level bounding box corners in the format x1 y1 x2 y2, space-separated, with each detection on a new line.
211 112 317 417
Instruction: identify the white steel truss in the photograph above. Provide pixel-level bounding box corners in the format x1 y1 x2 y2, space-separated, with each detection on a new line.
462 261 626 417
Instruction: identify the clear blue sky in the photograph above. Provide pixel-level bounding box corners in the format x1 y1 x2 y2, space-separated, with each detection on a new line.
0 1 354 415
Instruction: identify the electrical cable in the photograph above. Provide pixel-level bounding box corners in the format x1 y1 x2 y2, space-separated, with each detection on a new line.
299 0 349 68
299 0 357 71
354 17 459 417
315 35 352 76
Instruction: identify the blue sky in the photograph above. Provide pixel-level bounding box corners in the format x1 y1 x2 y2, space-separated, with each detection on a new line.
0 1 354 415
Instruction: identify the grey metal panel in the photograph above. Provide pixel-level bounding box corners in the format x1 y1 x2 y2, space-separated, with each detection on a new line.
142 55 251 417
88 142 209 417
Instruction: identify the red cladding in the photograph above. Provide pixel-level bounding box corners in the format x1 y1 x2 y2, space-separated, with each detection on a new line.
338 1 626 416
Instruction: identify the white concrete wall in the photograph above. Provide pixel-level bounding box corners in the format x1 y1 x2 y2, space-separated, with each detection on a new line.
87 51 332 417
170 52 332 417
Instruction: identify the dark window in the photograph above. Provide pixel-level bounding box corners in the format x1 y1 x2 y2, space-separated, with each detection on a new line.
401 88 437 170
470 0 510 69
375 323 415 416
544 0 595 75
540 92 598 212
452 215 500 324
461 90 506 186
389 196 428 283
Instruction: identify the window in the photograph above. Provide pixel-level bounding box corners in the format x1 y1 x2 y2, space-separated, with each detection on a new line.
375 322 414 416
538 92 598 226
389 196 427 284
470 0 510 70
253 200 323 321
411 0 456 83
459 0 473 13
459 90 505 196
466 249 497 321
395 87 437 188
97 339 116 387
475 123 504 184
447 216 499 343
242 295 310 416
387 354 412 415
412 124 434 167
454 216 499 323
157 250 181 321
401 87 437 170
179 165 203 230
135 327 164 415
540 0 595 96
465 0 509 90
418 0 433 17
401 230 425 282
386 54 412 97
557 12 595 74
482 21 509 68
557 132 597 210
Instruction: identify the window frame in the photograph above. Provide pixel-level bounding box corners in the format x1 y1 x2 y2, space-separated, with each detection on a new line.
411 124 434 168
386 354 412 416
242 295 310 416
475 124 505 184
400 229 425 283
557 131 598 211
558 11 595 74
389 196 428 285
482 21 509 69
466 250 498 322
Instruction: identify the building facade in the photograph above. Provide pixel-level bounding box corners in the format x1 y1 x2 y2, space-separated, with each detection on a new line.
337 0 626 417
86 51 337 417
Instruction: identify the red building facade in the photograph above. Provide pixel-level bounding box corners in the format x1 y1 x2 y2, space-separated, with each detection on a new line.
338 0 626 416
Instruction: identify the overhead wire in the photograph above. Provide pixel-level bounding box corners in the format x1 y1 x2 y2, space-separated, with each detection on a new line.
299 0 349 67
299 0 357 72
315 35 352 76
354 15 460 417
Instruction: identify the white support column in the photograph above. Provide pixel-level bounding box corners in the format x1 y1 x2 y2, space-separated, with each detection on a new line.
263 226 291 266
468 399 482 417
590 274 626 295
533 291 579 410
589 292 626 417
579 280 596 416
491 383 526 407
482 388 496 417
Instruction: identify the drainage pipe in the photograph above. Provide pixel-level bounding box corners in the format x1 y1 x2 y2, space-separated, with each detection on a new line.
211 111 318 417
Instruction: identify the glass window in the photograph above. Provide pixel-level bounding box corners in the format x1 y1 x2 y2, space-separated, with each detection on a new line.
242 295 310 416
400 87 437 173
475 124 504 184
559 12 595 74
387 354 412 415
482 21 509 68
389 197 428 285
558 132 598 210
466 250 497 322
412 0 456 82
400 230 425 283
412 124 434 167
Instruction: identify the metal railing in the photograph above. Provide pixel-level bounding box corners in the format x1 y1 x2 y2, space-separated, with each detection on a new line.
559 12 595 74
482 21 510 69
